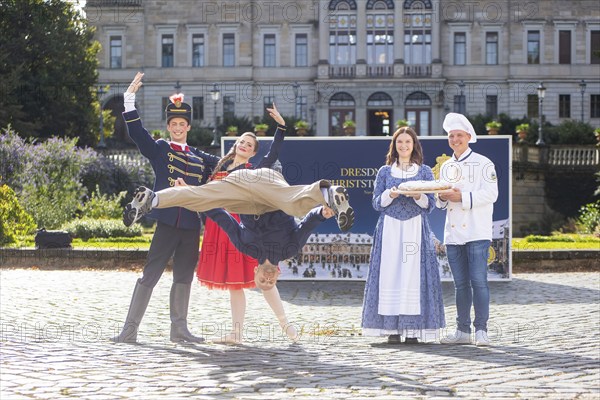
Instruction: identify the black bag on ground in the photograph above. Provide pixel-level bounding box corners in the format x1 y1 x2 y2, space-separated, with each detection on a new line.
35 228 72 249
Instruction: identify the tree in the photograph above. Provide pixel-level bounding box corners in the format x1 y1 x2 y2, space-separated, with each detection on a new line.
0 0 100 146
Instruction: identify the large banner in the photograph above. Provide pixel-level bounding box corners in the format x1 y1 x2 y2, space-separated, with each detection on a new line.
223 136 512 281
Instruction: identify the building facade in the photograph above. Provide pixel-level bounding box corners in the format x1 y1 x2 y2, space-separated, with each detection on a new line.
87 0 600 140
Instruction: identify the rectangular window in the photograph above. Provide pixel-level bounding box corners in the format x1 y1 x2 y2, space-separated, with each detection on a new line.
223 95 235 119
558 95 571 118
110 35 122 68
161 97 169 121
591 31 600 64
486 95 498 117
485 32 498 65
192 34 204 67
527 30 540 64
295 95 307 120
527 94 539 118
559 30 571 64
329 32 357 65
263 34 276 67
223 33 235 67
591 94 600 118
454 32 466 65
295 33 308 66
192 97 204 121
162 34 174 67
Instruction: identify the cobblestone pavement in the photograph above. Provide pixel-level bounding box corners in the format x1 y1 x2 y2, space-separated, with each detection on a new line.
1 270 599 399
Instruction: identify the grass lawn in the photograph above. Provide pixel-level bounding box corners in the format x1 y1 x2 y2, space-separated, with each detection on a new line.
512 234 600 250
7 233 599 251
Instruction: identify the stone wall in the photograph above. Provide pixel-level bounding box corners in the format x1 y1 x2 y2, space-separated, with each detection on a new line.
1 249 598 273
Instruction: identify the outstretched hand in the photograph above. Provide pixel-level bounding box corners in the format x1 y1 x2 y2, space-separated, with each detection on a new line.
174 177 188 187
126 72 144 94
266 103 285 126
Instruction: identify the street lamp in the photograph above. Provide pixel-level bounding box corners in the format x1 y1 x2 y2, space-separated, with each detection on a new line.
96 85 108 149
292 81 300 118
459 80 466 114
536 82 546 146
579 79 586 122
209 83 220 147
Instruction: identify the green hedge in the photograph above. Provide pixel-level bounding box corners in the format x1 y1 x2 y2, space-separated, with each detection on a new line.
61 218 142 240
0 184 36 245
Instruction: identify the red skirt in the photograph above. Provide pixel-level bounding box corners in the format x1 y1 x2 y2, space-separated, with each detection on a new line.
197 213 258 290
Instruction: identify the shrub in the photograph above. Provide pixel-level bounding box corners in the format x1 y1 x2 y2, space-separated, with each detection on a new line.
80 186 127 219
187 123 214 147
19 137 91 229
80 153 154 198
0 126 30 190
61 218 142 240
576 200 600 235
485 120 502 129
395 119 409 128
294 120 309 129
545 120 596 145
0 184 36 245
220 115 254 136
516 123 529 132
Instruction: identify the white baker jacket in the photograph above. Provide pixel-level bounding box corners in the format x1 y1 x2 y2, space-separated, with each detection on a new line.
436 148 499 245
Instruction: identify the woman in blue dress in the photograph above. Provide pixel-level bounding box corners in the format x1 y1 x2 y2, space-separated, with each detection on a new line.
361 127 445 344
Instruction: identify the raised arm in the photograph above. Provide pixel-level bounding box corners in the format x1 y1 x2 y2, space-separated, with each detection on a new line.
122 72 159 159
257 103 286 169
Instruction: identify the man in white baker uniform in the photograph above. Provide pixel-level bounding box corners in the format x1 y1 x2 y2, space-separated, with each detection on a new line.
436 113 499 346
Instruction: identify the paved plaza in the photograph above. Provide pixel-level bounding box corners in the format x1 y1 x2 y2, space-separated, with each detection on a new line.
0 269 599 399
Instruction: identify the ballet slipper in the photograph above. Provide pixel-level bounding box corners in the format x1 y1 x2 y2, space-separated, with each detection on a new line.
281 322 300 342
212 332 242 344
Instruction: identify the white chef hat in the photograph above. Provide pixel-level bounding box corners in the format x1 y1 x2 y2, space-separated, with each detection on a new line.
442 112 477 143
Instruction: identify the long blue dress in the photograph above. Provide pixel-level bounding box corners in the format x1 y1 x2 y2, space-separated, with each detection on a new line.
361 164 445 340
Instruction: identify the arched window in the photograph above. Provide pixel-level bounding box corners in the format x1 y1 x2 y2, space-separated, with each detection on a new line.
403 0 432 65
329 92 355 136
405 91 432 135
406 91 432 106
328 0 357 65
366 0 394 65
367 92 393 107
367 92 394 136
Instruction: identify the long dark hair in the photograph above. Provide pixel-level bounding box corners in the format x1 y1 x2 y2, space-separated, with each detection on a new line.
210 132 259 179
385 127 424 166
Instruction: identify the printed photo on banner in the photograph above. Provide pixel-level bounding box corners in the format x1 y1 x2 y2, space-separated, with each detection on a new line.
223 136 512 282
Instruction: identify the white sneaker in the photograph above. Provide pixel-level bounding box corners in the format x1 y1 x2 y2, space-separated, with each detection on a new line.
327 186 354 232
440 330 472 344
475 330 491 346
123 186 155 227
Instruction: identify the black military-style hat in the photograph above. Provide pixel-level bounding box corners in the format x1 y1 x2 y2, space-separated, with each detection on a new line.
165 93 192 124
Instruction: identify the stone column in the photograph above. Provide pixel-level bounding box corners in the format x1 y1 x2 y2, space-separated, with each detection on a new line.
317 0 330 79
356 8 367 78
394 4 404 78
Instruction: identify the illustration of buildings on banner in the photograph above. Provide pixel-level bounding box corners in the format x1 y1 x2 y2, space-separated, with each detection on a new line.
278 221 510 281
